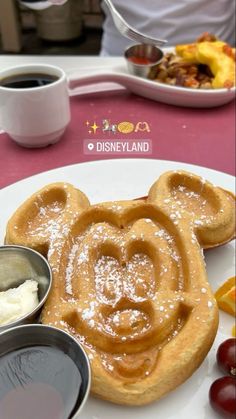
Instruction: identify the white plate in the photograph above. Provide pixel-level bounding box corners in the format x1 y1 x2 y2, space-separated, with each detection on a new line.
68 48 236 108
0 159 235 419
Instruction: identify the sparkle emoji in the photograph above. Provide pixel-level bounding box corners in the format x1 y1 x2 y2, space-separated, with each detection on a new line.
86 121 100 134
91 122 99 134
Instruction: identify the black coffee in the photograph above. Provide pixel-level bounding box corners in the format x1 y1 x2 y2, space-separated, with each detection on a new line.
0 72 58 89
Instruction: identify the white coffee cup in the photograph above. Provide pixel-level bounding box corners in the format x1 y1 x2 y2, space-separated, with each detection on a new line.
0 64 71 148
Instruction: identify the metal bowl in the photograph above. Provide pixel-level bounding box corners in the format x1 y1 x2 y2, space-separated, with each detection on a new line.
0 324 91 418
124 43 163 78
0 245 52 332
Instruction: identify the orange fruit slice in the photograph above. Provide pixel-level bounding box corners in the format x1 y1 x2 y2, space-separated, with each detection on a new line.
215 276 236 316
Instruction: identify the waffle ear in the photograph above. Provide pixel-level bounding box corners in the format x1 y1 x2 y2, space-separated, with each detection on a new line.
5 183 90 255
148 170 235 249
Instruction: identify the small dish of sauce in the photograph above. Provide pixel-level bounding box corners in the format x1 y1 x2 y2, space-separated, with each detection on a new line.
124 43 163 78
0 346 81 419
0 324 91 419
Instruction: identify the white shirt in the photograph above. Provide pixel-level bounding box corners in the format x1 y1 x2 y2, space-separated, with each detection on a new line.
100 0 235 56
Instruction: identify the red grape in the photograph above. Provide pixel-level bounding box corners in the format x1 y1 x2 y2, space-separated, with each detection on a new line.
217 338 236 377
209 376 236 417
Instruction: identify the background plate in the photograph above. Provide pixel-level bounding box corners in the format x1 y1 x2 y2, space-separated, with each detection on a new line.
68 48 236 108
0 159 235 419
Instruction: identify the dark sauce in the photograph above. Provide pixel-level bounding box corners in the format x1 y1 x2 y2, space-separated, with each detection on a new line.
0 73 58 89
0 346 82 419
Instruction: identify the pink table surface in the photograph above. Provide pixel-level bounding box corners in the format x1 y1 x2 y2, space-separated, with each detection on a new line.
0 90 235 189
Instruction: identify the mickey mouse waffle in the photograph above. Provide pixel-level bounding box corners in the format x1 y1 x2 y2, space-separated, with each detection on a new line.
5 170 236 405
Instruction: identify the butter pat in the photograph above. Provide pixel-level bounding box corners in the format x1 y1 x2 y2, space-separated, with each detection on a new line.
0 280 39 326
